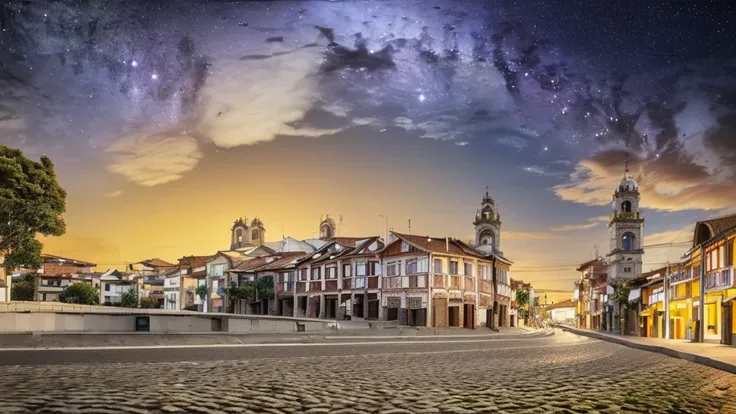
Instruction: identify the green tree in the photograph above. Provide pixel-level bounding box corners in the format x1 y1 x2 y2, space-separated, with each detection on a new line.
612 281 632 335
0 145 67 270
255 276 274 299
11 273 36 301
59 283 99 305
139 297 158 309
195 284 208 301
227 281 255 303
120 288 138 308
515 289 530 319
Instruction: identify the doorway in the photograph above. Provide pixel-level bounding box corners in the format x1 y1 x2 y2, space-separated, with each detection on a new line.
722 301 733 346
448 305 460 327
408 308 427 327
463 304 476 329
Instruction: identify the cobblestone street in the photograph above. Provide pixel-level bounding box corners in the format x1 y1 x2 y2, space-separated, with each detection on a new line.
1 331 735 413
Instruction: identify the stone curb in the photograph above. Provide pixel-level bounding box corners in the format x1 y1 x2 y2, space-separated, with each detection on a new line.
561 326 736 375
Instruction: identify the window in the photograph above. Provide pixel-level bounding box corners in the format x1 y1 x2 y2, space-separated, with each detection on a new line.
401 242 410 252
355 263 366 277
105 284 110 291
343 264 352 278
368 261 381 276
621 200 632 212
464 262 473 277
326 267 336 279
387 262 398 277
407 260 417 275
726 239 735 267
236 228 243 243
621 232 635 251
311 267 321 280
300 269 308 281
479 264 490 280
624 267 631 273
449 260 458 275
251 229 260 240
434 259 442 274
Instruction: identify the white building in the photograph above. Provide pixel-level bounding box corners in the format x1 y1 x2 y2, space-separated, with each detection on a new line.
163 268 181 310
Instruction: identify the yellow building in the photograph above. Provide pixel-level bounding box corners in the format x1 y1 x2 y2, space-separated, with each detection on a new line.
687 214 736 345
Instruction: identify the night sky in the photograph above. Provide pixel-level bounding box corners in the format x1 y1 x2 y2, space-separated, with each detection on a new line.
2 0 735 300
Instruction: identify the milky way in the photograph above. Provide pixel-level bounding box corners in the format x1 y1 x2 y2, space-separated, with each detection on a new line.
1 0 736 211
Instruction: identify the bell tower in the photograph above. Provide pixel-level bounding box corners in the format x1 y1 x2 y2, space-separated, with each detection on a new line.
230 216 250 250
473 188 502 254
319 215 336 239
250 217 266 245
607 164 644 282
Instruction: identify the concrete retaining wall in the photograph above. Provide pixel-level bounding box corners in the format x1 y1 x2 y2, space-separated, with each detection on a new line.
0 301 339 334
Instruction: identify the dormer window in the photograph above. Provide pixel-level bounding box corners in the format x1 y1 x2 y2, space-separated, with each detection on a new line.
401 241 410 252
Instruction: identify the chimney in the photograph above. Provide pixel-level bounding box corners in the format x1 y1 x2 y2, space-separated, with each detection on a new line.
445 237 449 252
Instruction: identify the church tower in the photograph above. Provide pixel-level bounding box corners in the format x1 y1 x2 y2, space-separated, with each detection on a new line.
319 215 336 239
250 217 266 245
473 188 502 254
230 216 250 250
607 167 644 281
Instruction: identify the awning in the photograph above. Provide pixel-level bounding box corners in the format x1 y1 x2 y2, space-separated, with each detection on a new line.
639 307 653 317
628 288 641 303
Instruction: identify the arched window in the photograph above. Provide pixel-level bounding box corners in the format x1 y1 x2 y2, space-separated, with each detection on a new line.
321 226 333 238
236 228 243 243
252 229 260 240
482 206 493 220
621 200 632 212
622 232 636 251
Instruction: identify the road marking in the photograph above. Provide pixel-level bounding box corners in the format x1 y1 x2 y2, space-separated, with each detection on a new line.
0 336 578 352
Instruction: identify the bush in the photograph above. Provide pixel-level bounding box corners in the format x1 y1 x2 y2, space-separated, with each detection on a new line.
11 274 36 301
139 297 158 309
59 283 99 305
120 288 138 308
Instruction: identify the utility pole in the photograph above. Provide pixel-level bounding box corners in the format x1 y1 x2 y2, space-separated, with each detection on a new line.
664 262 670 340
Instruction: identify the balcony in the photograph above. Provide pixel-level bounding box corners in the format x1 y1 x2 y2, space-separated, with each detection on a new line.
610 211 641 222
434 275 446 289
648 291 664 305
342 278 353 290
368 276 379 289
309 281 322 292
464 276 474 291
296 282 306 294
449 275 461 290
480 280 492 293
325 280 338 291
704 267 734 292
277 282 294 293
383 275 428 290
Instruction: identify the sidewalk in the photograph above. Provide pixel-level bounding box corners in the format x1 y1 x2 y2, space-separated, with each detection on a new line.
562 326 736 374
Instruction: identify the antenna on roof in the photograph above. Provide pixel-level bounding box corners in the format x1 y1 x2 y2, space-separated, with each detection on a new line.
408 219 411 233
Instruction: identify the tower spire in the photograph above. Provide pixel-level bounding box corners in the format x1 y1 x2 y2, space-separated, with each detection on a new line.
624 135 630 175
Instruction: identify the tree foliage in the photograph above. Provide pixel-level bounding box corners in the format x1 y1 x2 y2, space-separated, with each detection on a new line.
139 297 159 309
0 145 67 270
11 273 36 301
515 288 530 319
227 281 255 303
611 281 632 305
195 284 208 301
59 283 99 305
120 288 138 308
255 276 274 299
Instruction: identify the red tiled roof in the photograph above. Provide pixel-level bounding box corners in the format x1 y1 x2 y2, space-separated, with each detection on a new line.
42 254 96 267
391 233 471 257
547 300 576 310
232 252 309 272
136 258 175 268
339 237 384 259
576 259 605 272
178 255 215 268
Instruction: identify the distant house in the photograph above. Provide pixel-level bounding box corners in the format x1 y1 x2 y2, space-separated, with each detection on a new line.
177 255 215 311
32 254 97 302
128 258 176 279
546 300 576 324
100 269 137 306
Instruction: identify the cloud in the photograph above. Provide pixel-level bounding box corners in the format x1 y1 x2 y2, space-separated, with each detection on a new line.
197 46 342 148
550 222 599 232
106 132 202 187
552 149 736 212
504 231 555 240
105 190 123 198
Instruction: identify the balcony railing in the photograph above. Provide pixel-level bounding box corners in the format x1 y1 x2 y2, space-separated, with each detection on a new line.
610 211 641 221
480 280 492 293
464 276 474 291
296 283 306 293
704 267 734 292
325 280 338 291
668 269 693 285
277 282 294 293
368 276 379 289
434 275 446 289
648 292 664 305
449 275 461 290
309 281 321 292
383 275 428 289
342 278 353 290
